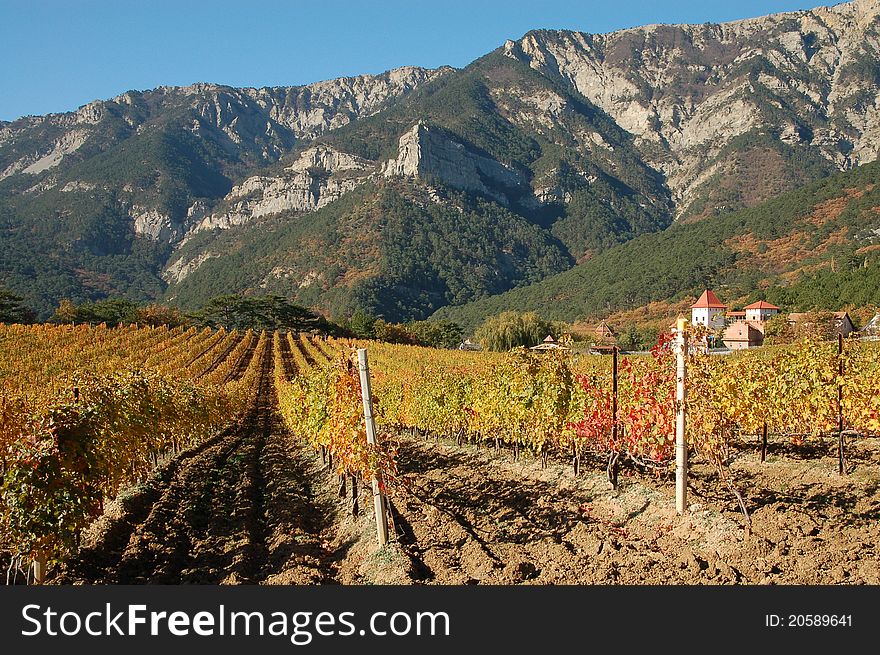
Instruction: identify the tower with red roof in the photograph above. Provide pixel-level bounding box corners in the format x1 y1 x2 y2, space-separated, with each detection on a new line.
690 289 727 330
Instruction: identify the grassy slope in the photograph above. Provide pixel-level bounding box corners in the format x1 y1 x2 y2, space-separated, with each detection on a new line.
432 161 880 332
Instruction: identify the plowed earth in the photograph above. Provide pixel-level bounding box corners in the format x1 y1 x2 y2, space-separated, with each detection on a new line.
387 436 879 584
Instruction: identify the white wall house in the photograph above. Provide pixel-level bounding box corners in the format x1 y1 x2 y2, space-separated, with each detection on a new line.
744 300 780 323
691 289 727 330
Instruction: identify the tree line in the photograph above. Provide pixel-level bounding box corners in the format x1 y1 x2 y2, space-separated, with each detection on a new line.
0 288 471 350
19 286 865 353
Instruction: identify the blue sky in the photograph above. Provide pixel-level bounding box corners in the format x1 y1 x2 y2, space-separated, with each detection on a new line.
1 0 819 121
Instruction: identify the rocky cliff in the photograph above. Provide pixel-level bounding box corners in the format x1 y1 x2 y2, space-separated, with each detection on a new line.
0 66 448 184
188 119 537 239
505 0 880 216
191 146 374 234
0 66 450 314
382 122 527 204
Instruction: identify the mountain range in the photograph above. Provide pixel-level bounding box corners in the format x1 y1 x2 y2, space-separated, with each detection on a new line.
1 0 879 324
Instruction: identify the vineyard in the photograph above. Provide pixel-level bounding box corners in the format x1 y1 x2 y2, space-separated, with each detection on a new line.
1 323 878 584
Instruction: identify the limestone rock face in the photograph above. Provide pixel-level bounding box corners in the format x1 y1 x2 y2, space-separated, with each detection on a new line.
382 122 526 203
1 129 90 179
1 65 448 174
171 66 452 160
507 0 880 215
192 146 374 233
0 64 449 258
130 206 180 242
163 251 218 284
240 66 452 140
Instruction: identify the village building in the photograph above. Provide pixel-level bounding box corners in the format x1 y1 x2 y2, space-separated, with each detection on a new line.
530 334 568 351
744 300 781 322
458 338 481 351
689 290 780 349
589 320 617 354
689 288 865 347
723 321 766 350
719 300 780 349
787 311 855 338
690 290 727 330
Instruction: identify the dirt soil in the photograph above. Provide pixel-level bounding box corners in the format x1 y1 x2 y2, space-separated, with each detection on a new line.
52 343 879 585
385 435 879 584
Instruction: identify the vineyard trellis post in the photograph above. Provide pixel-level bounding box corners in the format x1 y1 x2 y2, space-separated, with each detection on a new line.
609 345 620 489
675 317 688 515
837 333 845 476
32 554 46 585
356 348 390 547
760 423 768 463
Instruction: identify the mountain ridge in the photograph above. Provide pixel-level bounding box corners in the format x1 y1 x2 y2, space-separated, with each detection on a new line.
506 0 880 218
2 1 879 320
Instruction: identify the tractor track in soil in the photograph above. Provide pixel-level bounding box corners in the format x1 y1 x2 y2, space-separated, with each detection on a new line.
56 346 347 585
387 438 604 584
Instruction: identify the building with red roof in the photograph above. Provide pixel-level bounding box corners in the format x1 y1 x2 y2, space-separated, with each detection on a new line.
690 289 728 330
688 290 784 348
744 300 781 323
721 299 781 349
724 321 766 350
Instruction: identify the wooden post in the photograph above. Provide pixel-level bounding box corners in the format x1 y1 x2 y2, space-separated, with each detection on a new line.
675 317 688 515
838 333 845 476
32 554 46 585
760 422 768 463
610 346 620 489
356 349 390 547
351 475 359 517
